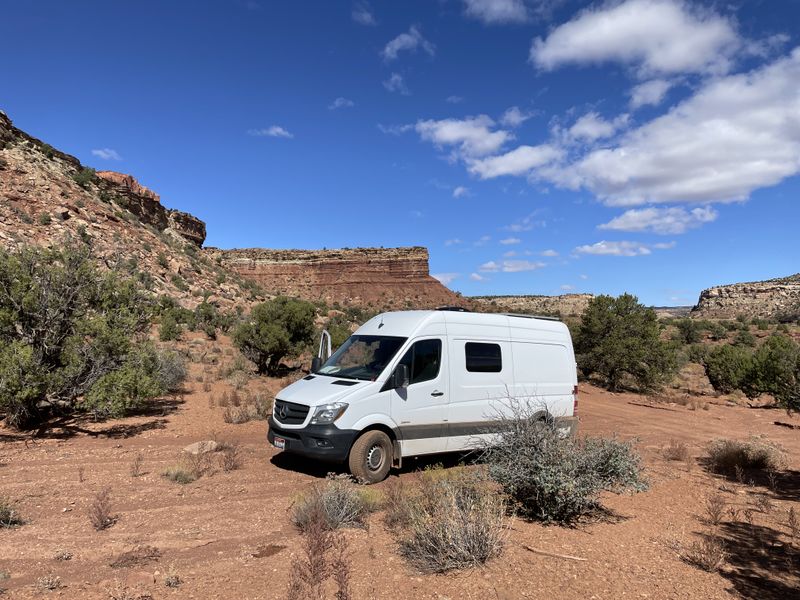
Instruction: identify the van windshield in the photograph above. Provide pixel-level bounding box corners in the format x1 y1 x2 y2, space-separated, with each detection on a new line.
318 335 407 381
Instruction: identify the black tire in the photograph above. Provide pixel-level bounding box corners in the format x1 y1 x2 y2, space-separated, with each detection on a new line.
348 430 392 484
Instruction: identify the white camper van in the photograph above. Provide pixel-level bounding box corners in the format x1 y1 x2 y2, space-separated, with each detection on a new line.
268 308 578 483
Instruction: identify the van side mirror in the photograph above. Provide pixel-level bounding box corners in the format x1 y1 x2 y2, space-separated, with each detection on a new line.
392 364 410 389
311 357 322 373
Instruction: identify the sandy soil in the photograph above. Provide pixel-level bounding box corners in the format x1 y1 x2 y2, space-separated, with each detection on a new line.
1 341 798 599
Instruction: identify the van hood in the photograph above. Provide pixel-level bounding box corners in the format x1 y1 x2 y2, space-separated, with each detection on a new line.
276 374 374 407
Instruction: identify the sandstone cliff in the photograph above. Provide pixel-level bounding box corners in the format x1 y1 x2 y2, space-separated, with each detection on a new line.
691 274 800 319
211 246 463 308
470 293 594 318
0 110 241 306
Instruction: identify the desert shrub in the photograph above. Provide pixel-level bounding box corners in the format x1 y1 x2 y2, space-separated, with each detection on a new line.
40 142 56 158
170 274 189 292
162 466 196 485
194 300 220 340
733 329 756 347
35 574 62 591
707 321 728 341
0 497 23 528
233 296 316 375
0 243 155 428
482 404 646 524
674 319 701 344
706 437 786 474
324 315 353 349
686 343 708 364
71 167 96 188
745 334 799 411
703 344 753 394
396 468 506 573
681 535 726 572
220 443 242 472
89 487 115 530
159 313 181 341
80 345 184 418
37 212 52 225
293 477 377 532
287 505 351 600
662 439 690 462
574 293 676 391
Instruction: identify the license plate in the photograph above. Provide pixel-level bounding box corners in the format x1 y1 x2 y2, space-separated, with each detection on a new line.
273 436 285 450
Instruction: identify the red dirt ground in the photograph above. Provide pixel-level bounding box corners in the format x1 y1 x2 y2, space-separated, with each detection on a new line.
1 345 799 599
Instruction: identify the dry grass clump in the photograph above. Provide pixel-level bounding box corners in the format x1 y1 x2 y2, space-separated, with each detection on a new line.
35 573 62 591
222 393 272 424
287 505 352 600
129 453 144 477
0 496 24 528
293 477 379 532
394 468 507 573
704 494 726 526
109 545 161 569
219 443 243 472
53 549 73 561
706 437 786 475
662 439 690 462
162 466 196 485
681 535 726 572
88 487 115 531
163 565 182 588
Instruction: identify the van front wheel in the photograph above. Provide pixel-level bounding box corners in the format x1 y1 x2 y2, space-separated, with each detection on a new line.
348 430 392 484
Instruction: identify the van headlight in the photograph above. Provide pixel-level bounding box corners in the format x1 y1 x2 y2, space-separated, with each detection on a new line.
310 402 349 425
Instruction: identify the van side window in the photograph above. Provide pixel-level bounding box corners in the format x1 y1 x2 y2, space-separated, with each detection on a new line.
397 339 442 384
465 342 502 373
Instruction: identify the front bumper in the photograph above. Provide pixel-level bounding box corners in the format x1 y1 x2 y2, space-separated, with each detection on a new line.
268 417 358 463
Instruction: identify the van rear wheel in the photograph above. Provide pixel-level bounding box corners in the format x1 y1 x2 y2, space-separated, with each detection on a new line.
348 430 392 484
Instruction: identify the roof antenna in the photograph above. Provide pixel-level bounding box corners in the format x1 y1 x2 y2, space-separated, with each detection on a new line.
378 315 384 329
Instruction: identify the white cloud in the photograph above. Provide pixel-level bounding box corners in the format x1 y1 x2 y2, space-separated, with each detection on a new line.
568 112 628 142
463 0 528 24
540 249 559 257
502 259 546 272
503 250 517 257
247 126 294 138
530 0 740 77
574 240 675 256
579 274 589 280
352 2 377 26
506 212 545 232
500 237 521 245
383 73 410 95
599 206 718 234
560 284 574 291
432 272 460 285
382 25 435 61
470 272 488 281
416 115 512 158
452 186 470 198
469 143 562 178
629 79 673 109
91 148 122 160
546 48 800 205
500 105 535 128
445 238 463 246
475 235 492 246
479 260 500 272
377 123 413 135
446 95 464 104
328 97 355 110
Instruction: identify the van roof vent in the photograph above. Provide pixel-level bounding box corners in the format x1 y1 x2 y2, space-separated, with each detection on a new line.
502 313 562 322
436 306 469 312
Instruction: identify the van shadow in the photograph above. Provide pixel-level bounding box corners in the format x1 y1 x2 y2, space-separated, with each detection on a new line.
269 450 483 480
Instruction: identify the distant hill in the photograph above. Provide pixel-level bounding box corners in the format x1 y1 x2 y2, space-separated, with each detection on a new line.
691 273 800 320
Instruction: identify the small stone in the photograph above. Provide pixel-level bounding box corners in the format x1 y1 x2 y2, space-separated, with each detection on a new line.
183 440 218 455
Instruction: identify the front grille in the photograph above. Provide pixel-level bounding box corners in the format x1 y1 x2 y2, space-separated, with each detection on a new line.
273 399 310 425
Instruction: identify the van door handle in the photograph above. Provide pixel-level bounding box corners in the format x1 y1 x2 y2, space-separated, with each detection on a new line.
431 391 444 397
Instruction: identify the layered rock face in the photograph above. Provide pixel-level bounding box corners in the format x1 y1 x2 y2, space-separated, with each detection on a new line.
95 171 206 246
212 246 463 307
691 274 800 319
471 294 594 318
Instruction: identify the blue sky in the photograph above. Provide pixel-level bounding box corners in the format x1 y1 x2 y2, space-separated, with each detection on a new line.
3 0 799 305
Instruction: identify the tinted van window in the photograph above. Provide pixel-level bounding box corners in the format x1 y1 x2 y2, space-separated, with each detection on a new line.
465 342 502 373
397 339 442 384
